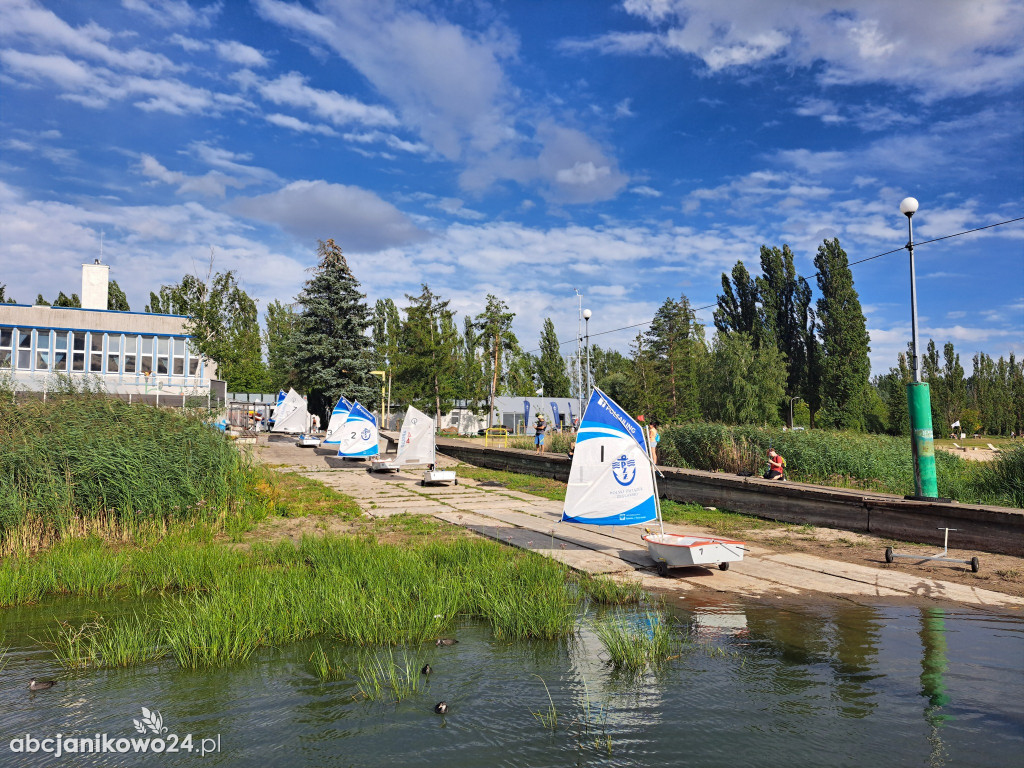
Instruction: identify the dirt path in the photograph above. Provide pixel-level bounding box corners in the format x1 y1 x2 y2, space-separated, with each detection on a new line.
253 435 1024 612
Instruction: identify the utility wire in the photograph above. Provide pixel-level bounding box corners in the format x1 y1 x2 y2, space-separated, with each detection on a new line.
534 215 1024 353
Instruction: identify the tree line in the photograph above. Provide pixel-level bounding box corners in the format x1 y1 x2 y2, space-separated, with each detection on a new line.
13 235 1022 436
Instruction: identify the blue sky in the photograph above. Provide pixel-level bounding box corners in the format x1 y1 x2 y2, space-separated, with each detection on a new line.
1 0 1022 375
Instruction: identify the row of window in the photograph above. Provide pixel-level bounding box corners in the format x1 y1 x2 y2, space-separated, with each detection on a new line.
0 328 205 378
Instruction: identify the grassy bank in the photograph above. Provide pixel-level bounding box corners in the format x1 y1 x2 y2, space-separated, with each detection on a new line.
0 394 277 553
659 423 1023 507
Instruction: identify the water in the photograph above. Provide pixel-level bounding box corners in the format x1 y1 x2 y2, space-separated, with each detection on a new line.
2 595 1022 767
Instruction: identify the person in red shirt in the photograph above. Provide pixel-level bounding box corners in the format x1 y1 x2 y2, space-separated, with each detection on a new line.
764 449 785 480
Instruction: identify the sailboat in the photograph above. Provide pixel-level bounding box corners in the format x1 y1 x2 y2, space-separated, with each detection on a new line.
370 405 457 485
561 387 744 576
270 388 310 434
336 401 380 459
319 394 354 450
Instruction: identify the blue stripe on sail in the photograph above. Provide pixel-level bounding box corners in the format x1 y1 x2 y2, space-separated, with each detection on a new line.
560 495 658 526
343 445 379 457
579 388 647 453
575 426 626 444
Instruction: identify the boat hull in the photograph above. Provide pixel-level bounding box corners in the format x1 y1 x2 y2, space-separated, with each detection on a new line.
642 533 745 575
421 469 457 486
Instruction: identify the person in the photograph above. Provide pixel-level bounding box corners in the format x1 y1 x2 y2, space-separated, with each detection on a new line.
534 414 547 453
572 415 579 432
764 449 785 480
647 421 660 464
311 413 321 433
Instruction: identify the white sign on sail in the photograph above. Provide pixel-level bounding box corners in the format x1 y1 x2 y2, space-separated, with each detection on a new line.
395 405 435 467
337 401 379 458
321 394 354 448
271 388 309 433
561 387 658 526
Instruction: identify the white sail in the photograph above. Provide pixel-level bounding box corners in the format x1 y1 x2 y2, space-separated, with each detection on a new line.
395 405 435 467
561 387 658 526
337 401 379 457
321 394 354 448
271 388 309 433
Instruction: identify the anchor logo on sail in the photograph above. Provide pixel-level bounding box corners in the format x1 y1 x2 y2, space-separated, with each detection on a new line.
611 455 636 486
361 428 371 440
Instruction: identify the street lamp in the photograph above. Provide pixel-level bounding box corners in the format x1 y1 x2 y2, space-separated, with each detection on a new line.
370 370 385 426
583 308 592 401
789 396 800 429
899 197 942 500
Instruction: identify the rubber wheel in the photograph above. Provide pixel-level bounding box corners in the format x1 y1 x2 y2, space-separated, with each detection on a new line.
971 557 980 573
454 479 458 485
656 561 669 578
884 547 894 563
420 480 425 486
719 561 730 571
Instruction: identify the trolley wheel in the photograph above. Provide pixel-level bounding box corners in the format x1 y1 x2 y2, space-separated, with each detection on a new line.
454 479 459 485
420 480 425 487
971 557 980 573
656 561 669 578
719 561 730 571
884 547 894 563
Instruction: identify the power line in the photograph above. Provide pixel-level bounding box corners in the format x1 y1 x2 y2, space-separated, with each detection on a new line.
535 215 1024 353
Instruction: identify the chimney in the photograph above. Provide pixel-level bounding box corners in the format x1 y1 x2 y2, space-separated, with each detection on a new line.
82 261 110 310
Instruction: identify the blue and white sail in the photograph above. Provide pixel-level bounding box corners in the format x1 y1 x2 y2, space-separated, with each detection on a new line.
561 387 658 526
271 388 309 433
337 401 380 458
321 394 354 448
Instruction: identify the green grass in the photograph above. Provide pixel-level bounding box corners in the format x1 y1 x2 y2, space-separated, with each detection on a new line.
271 471 363 519
507 432 576 454
456 465 567 501
659 500 770 536
355 647 425 702
577 575 645 605
592 610 674 673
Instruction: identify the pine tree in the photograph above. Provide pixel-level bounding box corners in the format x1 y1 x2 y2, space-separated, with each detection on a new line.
292 239 375 420
644 295 705 421
107 280 130 311
814 238 871 431
474 295 518 426
397 285 460 417
538 318 571 397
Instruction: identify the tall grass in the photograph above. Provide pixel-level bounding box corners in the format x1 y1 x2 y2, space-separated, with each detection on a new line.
661 423 1023 507
0 393 277 553
593 610 673 673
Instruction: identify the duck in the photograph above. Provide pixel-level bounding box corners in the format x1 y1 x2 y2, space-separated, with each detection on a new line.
434 701 448 714
28 679 57 691
435 638 458 646
421 664 432 675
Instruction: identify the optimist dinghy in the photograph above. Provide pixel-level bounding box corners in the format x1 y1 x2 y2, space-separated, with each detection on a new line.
319 394 354 450
336 402 380 459
370 406 456 485
560 387 743 576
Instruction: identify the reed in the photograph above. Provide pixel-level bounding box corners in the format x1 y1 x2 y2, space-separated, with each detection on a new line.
531 675 559 730
593 610 673 673
578 575 645 605
309 642 348 681
355 647 424 702
44 613 166 669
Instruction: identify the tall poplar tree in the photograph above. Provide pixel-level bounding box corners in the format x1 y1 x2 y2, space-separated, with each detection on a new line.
538 318 571 397
264 299 298 391
474 294 518 426
714 261 760 340
814 238 871 430
107 280 130 311
292 239 375 420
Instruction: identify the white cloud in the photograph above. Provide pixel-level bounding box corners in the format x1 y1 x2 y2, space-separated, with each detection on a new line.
137 153 259 197
265 112 337 136
214 41 269 68
122 0 220 28
565 0 1024 100
242 70 398 127
228 179 428 252
631 185 662 198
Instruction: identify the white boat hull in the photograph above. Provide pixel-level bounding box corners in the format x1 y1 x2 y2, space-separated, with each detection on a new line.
297 434 320 448
642 533 745 576
421 469 457 486
370 458 400 472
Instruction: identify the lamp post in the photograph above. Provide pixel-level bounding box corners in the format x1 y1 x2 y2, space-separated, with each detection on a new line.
789 396 800 429
583 308 592 401
899 197 941 500
575 289 583 419
370 370 385 426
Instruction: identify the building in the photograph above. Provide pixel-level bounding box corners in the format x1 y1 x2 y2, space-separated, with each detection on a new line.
0 262 219 405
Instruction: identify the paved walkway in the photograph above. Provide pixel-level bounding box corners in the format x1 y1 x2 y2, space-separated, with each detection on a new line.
256 436 1024 612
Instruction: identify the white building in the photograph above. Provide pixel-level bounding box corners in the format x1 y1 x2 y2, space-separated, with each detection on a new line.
0 262 219 404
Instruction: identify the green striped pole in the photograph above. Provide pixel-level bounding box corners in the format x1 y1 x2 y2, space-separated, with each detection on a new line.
907 382 939 498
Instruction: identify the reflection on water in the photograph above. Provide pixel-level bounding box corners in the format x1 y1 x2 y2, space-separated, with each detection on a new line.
1 595 1022 767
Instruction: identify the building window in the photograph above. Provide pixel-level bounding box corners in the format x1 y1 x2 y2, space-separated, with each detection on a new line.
172 338 185 375
90 333 103 372
157 337 169 375
72 332 86 371
35 330 51 370
123 335 137 374
0 328 12 368
54 331 69 372
140 336 154 375
17 330 32 370
107 334 121 374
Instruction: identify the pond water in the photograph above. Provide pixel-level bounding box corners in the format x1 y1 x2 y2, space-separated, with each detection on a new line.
2 595 1022 767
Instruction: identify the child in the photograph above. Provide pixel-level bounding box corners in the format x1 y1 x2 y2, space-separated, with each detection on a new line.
764 449 785 480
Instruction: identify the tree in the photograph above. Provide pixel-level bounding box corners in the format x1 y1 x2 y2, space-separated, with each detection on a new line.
644 295 705 422
107 280 130 311
940 341 967 430
397 284 461 417
537 318 571 397
703 332 786 425
292 239 375 420
264 299 298 391
0 284 16 304
459 316 487 410
371 298 402 372
35 294 49 306
814 238 871 431
757 245 814 405
714 261 760 340
474 295 518 426
53 291 80 307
